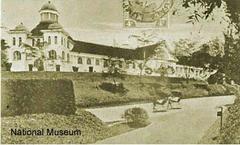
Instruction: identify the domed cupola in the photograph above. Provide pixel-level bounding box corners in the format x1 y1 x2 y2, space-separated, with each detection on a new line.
39 1 59 23
10 22 29 33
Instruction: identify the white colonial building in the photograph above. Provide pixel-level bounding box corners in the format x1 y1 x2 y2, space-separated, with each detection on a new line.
5 1 216 80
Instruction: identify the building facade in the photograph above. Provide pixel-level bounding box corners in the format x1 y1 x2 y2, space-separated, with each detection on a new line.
5 1 216 80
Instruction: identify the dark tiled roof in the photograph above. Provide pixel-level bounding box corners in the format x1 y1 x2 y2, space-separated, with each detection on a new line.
72 40 159 60
31 22 54 36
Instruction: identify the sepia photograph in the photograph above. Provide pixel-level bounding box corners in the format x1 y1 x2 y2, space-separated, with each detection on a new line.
1 0 240 144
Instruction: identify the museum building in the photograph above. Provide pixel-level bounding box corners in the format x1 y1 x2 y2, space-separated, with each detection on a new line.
6 1 215 80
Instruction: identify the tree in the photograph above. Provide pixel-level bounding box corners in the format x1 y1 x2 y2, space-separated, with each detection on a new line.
173 38 197 66
1 39 10 70
174 38 197 57
23 42 46 71
129 30 157 82
102 57 126 85
182 0 240 33
182 0 240 83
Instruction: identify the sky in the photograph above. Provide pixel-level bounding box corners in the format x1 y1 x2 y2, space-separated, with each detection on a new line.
1 0 229 48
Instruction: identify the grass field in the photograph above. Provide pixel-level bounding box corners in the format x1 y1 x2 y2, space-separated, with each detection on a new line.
2 72 231 107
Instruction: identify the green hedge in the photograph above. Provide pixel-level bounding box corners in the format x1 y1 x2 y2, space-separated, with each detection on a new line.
1 111 109 144
1 79 76 116
207 84 229 96
2 72 231 108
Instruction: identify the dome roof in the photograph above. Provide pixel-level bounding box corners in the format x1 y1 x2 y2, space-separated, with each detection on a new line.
12 23 29 32
48 23 62 29
40 1 58 12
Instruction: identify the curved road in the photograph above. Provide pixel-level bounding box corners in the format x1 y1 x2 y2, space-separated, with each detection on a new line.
85 96 235 144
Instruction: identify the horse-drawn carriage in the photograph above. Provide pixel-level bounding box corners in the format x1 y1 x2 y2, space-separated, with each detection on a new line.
153 91 182 112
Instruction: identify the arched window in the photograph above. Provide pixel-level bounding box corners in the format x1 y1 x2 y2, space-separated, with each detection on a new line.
61 37 63 45
19 37 22 46
54 36 57 44
87 58 91 65
67 40 70 48
48 36 51 44
62 51 65 60
13 37 16 46
49 50 57 60
132 63 136 69
95 59 100 65
103 60 108 68
37 39 40 46
67 53 70 62
13 51 21 60
78 57 83 64
32 39 35 46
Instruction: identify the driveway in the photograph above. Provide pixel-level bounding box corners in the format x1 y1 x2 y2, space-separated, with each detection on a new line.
85 95 235 144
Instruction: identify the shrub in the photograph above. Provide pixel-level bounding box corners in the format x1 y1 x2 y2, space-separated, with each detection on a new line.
72 66 79 72
220 86 240 144
99 82 128 95
123 107 150 127
207 84 228 96
1 79 76 116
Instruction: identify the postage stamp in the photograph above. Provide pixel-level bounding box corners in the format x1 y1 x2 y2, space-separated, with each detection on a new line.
123 0 174 28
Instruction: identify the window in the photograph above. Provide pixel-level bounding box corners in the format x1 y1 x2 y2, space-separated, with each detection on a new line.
61 37 63 45
13 37 16 46
19 37 22 46
49 50 57 60
67 53 70 62
48 36 51 44
87 58 91 65
67 40 70 48
132 63 136 69
54 36 57 44
103 60 108 68
37 39 40 46
78 57 83 64
62 51 65 60
13 51 21 60
32 39 35 46
96 59 100 65
119 62 123 68
50 13 55 21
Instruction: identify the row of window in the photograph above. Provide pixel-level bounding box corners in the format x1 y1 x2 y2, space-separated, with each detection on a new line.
13 36 70 48
13 51 137 70
47 36 70 48
13 37 22 46
13 50 101 66
77 57 100 65
13 50 71 61
41 12 58 21
49 50 70 62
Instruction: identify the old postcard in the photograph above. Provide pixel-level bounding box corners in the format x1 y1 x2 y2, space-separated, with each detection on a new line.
1 0 240 144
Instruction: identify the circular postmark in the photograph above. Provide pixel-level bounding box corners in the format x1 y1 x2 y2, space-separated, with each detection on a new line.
123 0 174 23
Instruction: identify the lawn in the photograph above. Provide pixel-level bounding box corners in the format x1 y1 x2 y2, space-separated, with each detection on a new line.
2 72 232 108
